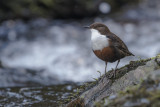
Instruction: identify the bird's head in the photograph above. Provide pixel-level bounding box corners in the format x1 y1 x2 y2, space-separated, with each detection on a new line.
84 22 110 35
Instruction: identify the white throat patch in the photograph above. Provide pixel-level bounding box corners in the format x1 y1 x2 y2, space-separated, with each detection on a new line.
91 29 109 50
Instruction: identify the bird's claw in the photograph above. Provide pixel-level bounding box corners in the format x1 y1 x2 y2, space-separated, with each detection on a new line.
108 70 116 79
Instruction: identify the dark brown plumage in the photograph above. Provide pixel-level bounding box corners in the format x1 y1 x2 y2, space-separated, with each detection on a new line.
86 22 134 78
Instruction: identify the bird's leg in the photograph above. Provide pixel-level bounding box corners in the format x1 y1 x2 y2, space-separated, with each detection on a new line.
113 60 120 78
102 62 107 83
109 60 120 79
105 62 107 77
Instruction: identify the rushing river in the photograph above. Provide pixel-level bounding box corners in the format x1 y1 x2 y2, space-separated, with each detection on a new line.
0 0 160 106
0 18 160 84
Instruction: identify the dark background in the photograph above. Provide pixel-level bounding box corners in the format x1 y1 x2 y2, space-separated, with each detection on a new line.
0 0 138 20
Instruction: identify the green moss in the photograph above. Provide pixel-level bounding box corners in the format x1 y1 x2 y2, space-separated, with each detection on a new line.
155 54 160 66
66 98 85 107
103 57 152 80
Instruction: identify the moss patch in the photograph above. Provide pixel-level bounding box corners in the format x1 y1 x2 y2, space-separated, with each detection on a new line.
104 57 152 80
66 98 85 107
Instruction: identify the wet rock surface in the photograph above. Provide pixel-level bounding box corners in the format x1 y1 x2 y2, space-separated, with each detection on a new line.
0 83 81 107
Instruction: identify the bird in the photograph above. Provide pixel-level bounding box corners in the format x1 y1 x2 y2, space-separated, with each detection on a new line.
84 22 134 78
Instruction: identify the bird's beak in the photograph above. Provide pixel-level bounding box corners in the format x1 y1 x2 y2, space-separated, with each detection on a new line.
83 26 90 29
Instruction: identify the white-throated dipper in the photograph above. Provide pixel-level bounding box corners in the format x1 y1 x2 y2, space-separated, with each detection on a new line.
84 22 134 78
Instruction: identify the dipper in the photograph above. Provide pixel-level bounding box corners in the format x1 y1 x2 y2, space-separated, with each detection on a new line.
85 22 134 78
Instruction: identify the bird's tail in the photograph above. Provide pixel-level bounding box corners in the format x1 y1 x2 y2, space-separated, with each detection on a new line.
128 51 135 56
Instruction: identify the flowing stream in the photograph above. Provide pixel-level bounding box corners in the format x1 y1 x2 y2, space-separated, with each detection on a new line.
0 0 160 106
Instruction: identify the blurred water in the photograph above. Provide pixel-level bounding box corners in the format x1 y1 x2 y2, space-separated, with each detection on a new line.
0 0 160 87
0 18 160 85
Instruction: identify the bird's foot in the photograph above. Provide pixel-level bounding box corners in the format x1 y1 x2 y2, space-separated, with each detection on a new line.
108 70 116 79
108 73 115 79
101 75 106 84
101 73 108 84
101 71 111 84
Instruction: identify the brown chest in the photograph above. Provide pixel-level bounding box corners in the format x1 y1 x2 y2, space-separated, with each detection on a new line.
93 47 116 62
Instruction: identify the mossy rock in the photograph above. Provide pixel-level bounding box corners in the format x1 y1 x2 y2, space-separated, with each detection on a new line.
66 55 160 107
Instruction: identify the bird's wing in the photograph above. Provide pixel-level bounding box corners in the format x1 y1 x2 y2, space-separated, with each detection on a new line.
106 33 134 56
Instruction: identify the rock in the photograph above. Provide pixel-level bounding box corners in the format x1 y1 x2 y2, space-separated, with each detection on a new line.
95 69 160 107
66 55 160 107
0 83 81 107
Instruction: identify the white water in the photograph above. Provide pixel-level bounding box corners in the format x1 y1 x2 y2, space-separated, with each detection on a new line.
1 18 160 83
